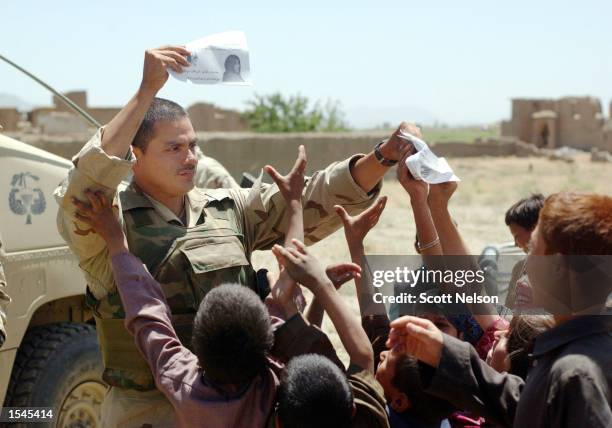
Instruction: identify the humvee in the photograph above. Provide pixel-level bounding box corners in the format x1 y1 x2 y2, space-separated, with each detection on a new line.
0 132 105 428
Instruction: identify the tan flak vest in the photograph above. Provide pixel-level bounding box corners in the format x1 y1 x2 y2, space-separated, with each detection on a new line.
90 183 258 390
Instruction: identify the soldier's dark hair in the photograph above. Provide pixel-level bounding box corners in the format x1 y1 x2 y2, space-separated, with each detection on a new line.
192 283 273 385
504 193 545 231
132 97 188 152
277 354 353 428
391 354 455 422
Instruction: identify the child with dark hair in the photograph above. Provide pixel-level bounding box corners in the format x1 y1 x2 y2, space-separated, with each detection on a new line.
486 315 554 379
271 239 390 428
504 193 545 308
277 354 355 428
504 193 545 251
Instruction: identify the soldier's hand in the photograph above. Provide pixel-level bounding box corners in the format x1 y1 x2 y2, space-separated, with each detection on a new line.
140 46 191 93
264 145 306 203
334 196 387 252
379 122 420 161
72 190 125 254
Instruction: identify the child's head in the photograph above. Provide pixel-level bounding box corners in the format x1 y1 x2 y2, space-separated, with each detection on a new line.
192 283 273 386
486 315 554 378
376 351 454 422
276 354 354 428
376 305 457 418
527 192 612 312
505 193 545 253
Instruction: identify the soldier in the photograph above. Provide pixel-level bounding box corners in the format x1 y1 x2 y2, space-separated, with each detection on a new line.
0 251 10 349
55 45 418 428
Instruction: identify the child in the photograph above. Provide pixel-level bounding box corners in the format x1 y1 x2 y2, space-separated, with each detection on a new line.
504 194 545 308
271 239 390 428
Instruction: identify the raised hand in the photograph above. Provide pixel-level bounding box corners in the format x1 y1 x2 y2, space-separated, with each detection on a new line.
378 122 421 162
140 46 191 93
334 196 387 251
325 263 362 290
428 181 458 208
397 152 429 202
386 315 444 368
264 145 307 203
271 239 329 291
264 270 304 319
72 190 127 255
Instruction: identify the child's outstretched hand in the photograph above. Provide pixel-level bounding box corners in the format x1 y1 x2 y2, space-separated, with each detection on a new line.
272 239 330 291
264 145 307 203
334 196 387 251
386 315 444 368
325 263 362 290
428 181 458 208
397 154 429 203
265 269 305 319
72 190 127 255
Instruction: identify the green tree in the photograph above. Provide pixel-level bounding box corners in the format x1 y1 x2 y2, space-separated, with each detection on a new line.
244 92 349 133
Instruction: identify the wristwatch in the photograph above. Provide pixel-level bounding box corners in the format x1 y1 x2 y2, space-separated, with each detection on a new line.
374 139 398 166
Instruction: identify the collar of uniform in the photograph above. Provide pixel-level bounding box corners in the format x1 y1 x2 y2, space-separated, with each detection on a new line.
121 182 213 227
531 312 612 358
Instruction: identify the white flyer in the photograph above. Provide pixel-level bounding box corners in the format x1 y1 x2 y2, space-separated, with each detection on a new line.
169 31 251 85
398 130 460 184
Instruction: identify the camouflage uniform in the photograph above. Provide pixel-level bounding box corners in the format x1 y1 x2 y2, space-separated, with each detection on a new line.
194 146 240 190
0 255 10 348
55 128 381 427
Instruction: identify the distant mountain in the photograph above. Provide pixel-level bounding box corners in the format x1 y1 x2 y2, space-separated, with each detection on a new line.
0 93 33 111
346 105 440 129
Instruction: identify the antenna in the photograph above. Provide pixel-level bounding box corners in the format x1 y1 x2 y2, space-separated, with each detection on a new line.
0 53 101 128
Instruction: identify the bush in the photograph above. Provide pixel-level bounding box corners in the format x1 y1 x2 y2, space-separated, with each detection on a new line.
244 93 349 133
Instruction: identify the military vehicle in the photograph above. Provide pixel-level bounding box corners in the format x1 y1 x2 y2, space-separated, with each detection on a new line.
0 132 105 428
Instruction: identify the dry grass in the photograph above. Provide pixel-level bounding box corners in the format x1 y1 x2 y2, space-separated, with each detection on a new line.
252 154 612 363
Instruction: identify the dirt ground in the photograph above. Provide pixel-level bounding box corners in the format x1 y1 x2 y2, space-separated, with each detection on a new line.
252 153 612 363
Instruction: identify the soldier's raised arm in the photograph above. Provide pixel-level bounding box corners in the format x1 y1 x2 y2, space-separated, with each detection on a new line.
232 122 420 253
54 46 190 299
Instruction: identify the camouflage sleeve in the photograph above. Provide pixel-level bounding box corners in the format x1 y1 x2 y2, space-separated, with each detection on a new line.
233 154 382 253
0 259 10 345
53 128 134 299
194 147 240 190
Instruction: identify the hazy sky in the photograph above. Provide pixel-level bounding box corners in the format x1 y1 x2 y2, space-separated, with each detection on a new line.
1 1 610 127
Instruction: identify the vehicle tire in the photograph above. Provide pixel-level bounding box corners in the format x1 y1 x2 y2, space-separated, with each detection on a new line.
2 323 106 428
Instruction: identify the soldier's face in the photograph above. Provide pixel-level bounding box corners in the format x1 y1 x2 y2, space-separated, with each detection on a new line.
133 117 199 197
